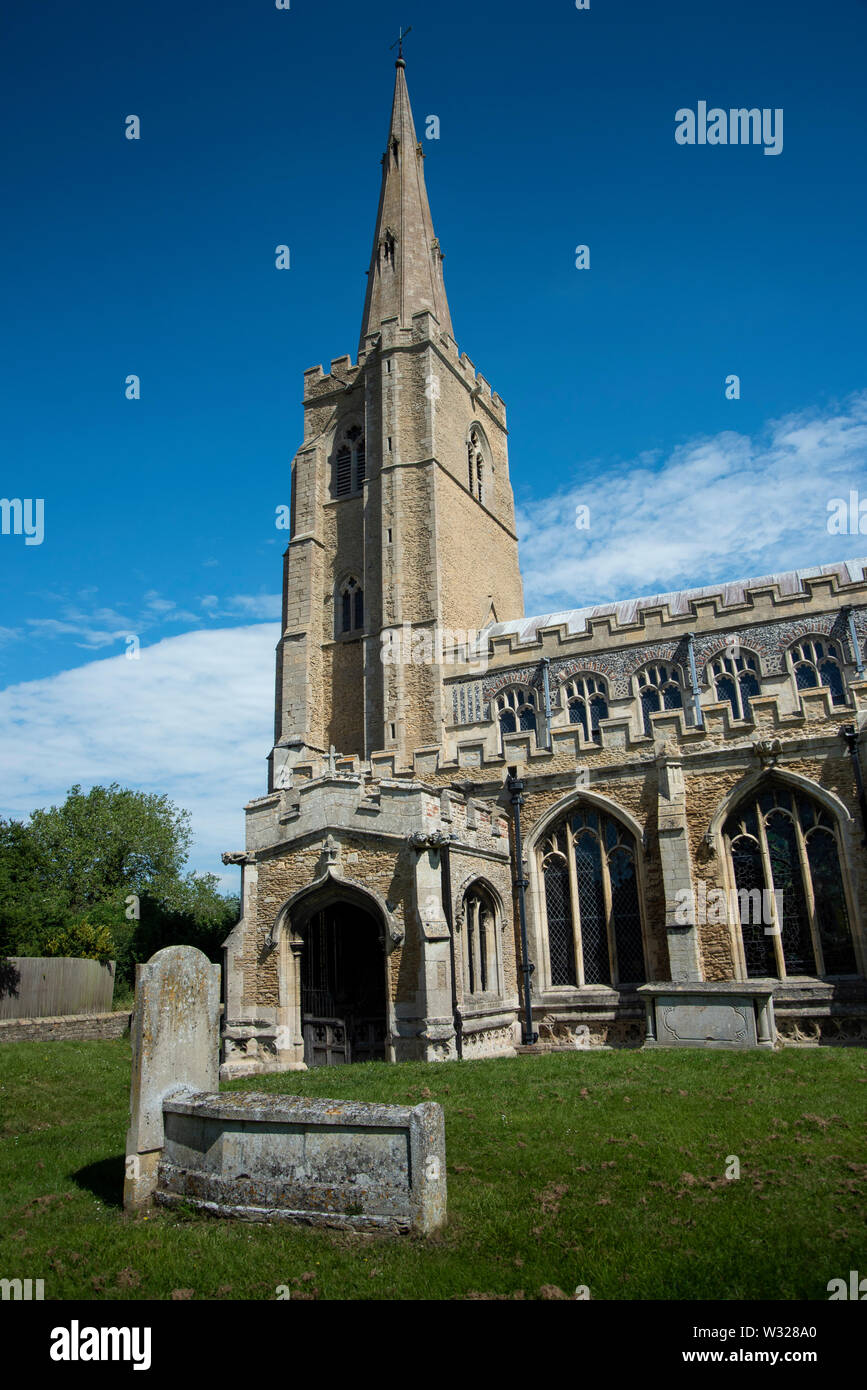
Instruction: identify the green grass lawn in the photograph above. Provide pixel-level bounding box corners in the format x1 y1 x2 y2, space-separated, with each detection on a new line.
0 1040 864 1300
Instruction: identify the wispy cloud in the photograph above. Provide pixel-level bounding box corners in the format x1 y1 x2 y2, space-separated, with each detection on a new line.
15 589 281 653
0 624 278 887
517 393 867 613
224 594 282 619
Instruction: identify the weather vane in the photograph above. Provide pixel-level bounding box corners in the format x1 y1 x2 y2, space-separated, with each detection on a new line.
390 25 412 59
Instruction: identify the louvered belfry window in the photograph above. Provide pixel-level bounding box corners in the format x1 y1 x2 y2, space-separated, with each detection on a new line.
335 445 352 497
334 427 366 497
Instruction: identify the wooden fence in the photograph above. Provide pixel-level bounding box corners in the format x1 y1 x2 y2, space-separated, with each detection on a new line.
0 957 116 1020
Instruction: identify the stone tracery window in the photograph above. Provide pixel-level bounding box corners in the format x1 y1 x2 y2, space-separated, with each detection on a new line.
709 651 761 721
338 576 364 635
467 428 485 504
788 637 846 706
637 662 684 735
564 674 608 743
538 805 646 988
334 426 366 498
496 686 538 736
461 883 498 996
723 783 857 979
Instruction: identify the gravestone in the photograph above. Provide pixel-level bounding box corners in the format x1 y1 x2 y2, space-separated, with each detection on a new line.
122 943 447 1232
123 945 221 1210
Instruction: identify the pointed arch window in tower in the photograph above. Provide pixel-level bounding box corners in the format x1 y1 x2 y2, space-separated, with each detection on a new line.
468 429 485 504
334 428 367 498
339 577 364 636
335 445 352 497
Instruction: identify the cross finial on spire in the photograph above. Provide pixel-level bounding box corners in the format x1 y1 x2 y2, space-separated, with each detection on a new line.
390 24 412 62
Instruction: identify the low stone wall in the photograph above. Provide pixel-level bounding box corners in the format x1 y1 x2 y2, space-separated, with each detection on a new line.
0 1011 131 1044
156 1090 446 1234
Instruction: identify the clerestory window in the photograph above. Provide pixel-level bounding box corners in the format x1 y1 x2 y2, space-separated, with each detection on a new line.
709 651 761 722
564 675 609 743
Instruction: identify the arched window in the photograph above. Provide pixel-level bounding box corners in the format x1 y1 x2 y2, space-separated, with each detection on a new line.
789 638 846 706
467 427 487 505
564 675 608 742
461 884 498 996
538 804 646 988
723 783 857 979
333 426 366 498
335 445 351 496
338 577 364 635
637 662 684 735
496 687 538 737
709 651 761 721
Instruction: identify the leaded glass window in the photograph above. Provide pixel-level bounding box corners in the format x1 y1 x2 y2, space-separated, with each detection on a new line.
538 805 647 988
789 638 846 705
564 674 608 743
723 783 857 979
637 663 684 735
709 651 761 721
496 687 538 739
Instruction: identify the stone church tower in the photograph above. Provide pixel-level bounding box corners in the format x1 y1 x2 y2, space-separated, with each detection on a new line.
222 57 867 1075
273 53 524 782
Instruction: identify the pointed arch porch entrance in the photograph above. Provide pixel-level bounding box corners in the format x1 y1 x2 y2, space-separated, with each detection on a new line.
271 868 401 1068
301 904 386 1065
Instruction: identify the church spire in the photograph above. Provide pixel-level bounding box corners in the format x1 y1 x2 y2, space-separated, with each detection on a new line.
359 57 454 354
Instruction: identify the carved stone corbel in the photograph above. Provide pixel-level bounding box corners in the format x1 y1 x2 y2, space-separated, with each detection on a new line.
753 737 782 769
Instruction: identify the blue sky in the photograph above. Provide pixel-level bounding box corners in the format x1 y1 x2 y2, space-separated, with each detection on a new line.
1 0 866 878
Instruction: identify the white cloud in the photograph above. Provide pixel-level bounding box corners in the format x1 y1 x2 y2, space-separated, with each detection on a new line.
0 624 279 889
225 594 282 619
517 394 867 612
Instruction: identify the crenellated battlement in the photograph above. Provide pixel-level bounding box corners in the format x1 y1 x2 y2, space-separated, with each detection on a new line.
483 560 867 662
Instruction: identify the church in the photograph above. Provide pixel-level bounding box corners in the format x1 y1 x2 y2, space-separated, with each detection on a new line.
220 55 867 1073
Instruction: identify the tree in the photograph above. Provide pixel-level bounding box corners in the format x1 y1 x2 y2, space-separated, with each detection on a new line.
0 785 238 984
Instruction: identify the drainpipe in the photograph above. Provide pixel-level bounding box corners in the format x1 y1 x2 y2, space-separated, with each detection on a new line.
440 839 463 1060
843 606 865 680
686 632 703 729
840 724 867 848
540 657 553 749
506 770 538 1046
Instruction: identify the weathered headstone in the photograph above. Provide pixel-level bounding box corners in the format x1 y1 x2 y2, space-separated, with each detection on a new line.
123 945 220 1210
